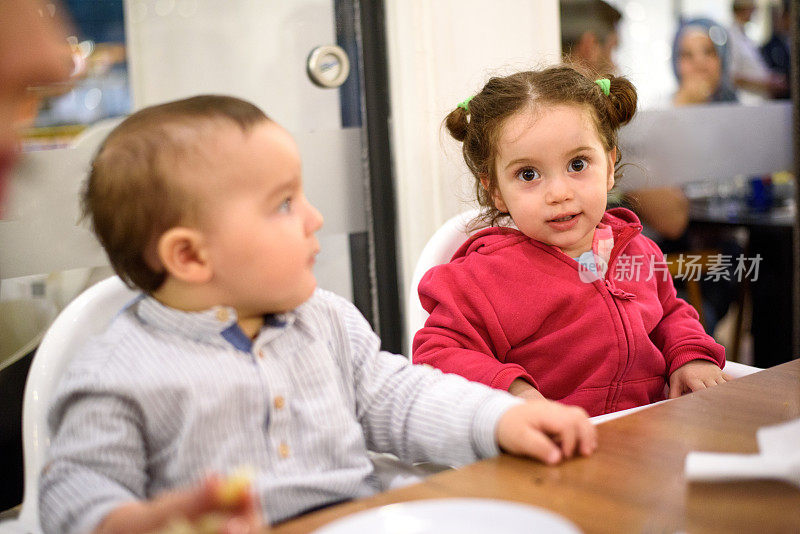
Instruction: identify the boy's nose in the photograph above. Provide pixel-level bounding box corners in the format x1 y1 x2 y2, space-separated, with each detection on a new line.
305 200 324 234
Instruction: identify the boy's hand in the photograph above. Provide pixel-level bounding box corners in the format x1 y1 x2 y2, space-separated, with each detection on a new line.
669 360 730 399
508 378 545 401
496 400 597 465
95 474 264 534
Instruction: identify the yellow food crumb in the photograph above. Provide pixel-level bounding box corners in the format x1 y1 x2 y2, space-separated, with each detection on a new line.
216 466 254 507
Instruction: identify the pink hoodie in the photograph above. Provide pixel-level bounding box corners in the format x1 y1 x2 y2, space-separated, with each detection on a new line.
412 208 725 416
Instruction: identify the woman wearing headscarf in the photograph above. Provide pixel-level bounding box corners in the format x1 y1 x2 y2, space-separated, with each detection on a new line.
672 18 738 105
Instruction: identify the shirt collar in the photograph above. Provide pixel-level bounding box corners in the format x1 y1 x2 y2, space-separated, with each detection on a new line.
134 295 296 352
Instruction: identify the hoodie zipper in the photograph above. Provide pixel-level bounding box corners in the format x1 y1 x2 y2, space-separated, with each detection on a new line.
598 224 644 412
537 223 644 413
602 225 641 299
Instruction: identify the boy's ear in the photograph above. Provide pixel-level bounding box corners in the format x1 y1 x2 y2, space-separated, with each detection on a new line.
156 227 212 284
606 147 617 191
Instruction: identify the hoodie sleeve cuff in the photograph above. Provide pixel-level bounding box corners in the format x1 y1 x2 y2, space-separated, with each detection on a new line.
489 366 538 392
470 391 524 459
667 345 724 376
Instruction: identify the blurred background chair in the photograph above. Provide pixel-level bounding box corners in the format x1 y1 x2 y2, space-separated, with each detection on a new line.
1 275 435 533
664 249 750 362
0 276 136 534
665 249 721 329
405 209 485 354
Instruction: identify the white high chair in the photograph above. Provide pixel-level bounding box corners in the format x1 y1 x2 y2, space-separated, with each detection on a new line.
0 275 429 533
405 209 762 424
0 276 137 534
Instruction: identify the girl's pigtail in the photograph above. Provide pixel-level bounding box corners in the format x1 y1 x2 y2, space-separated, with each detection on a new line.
604 76 638 128
444 106 469 142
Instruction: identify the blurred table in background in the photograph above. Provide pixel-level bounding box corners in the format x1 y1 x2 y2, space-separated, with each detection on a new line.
686 180 795 367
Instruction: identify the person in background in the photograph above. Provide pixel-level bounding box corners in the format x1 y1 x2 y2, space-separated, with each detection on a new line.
727 0 787 102
413 66 728 417
40 95 597 534
0 0 76 513
0 0 73 209
560 0 690 242
760 0 792 100
559 0 621 75
668 18 746 336
671 18 738 106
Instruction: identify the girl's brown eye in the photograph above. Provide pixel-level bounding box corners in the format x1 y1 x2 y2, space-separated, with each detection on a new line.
569 158 587 172
516 168 539 182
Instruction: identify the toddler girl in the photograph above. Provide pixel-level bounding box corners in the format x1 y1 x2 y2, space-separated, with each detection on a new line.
412 65 728 416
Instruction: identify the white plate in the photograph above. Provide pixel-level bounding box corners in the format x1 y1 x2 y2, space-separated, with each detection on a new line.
312 498 582 534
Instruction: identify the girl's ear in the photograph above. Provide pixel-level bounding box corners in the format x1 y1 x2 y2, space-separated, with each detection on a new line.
479 174 491 192
606 147 617 191
480 175 509 212
156 227 212 284
493 191 509 213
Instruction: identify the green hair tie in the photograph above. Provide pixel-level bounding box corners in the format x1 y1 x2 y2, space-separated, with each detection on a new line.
457 95 474 113
595 78 611 96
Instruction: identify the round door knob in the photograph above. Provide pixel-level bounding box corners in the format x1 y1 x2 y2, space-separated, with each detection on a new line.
307 45 350 88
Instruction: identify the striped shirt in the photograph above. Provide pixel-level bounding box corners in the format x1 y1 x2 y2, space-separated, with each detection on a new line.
39 289 520 533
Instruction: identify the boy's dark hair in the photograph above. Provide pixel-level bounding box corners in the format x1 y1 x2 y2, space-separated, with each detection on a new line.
444 64 637 227
83 95 270 293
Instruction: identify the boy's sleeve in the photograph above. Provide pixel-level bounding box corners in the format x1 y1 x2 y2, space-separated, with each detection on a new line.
39 366 147 534
412 264 537 392
330 293 522 466
645 241 726 375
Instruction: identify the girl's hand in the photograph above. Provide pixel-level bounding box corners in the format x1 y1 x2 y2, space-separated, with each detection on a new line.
668 360 730 399
508 378 545 401
496 400 597 465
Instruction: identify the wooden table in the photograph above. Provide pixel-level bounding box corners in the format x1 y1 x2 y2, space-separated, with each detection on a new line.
272 359 800 533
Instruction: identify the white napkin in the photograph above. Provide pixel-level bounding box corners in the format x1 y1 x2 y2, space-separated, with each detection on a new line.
684 417 800 486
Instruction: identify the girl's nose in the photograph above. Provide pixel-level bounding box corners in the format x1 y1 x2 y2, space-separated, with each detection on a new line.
544 174 574 204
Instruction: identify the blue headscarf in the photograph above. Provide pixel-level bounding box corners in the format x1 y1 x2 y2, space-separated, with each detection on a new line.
671 17 738 103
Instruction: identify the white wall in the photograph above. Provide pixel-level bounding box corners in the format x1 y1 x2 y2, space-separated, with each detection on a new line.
385 0 561 328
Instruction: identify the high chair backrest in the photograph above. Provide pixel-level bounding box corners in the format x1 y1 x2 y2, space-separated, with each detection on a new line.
406 208 483 355
3 276 136 534
405 210 762 423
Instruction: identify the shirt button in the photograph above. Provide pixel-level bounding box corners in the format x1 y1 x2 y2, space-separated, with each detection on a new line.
258 349 266 359
278 442 290 458
215 308 229 322
274 396 285 409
